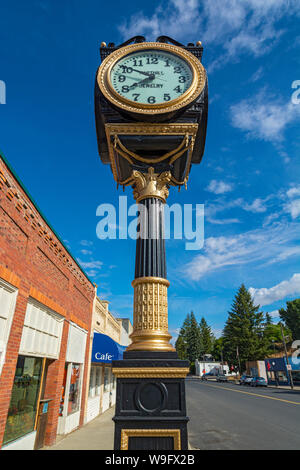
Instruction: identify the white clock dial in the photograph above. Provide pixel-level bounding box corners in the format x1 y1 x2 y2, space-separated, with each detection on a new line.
110 50 193 105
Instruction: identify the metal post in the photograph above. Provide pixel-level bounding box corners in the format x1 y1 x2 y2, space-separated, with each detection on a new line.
280 323 294 389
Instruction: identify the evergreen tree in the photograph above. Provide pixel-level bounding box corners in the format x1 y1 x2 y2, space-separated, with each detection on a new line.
212 337 224 362
279 299 300 340
175 335 187 360
199 317 215 357
265 312 273 326
186 312 201 362
223 284 267 372
263 322 292 356
175 313 191 360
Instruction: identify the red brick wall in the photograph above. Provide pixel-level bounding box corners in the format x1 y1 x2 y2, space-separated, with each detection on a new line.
0 157 95 448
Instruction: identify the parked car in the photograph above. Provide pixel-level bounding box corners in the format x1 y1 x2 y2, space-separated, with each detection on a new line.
216 375 228 382
250 376 268 387
239 375 253 385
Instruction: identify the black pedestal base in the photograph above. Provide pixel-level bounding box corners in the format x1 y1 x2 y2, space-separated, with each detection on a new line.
112 351 190 450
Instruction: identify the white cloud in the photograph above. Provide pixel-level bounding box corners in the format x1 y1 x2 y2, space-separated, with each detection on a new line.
230 89 300 142
182 222 299 280
80 240 93 247
243 198 268 213
206 180 234 194
268 310 280 318
287 186 300 199
249 66 264 83
76 259 103 277
118 0 300 70
249 273 300 306
207 217 241 225
285 199 300 219
80 249 93 255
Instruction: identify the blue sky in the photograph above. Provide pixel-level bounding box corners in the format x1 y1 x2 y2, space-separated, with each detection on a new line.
1 0 300 342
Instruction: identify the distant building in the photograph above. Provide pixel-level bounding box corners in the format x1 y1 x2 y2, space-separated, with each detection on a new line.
84 298 132 424
0 152 95 450
195 360 230 376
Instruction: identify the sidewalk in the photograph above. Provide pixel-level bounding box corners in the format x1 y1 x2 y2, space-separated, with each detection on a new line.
42 406 195 451
43 406 115 450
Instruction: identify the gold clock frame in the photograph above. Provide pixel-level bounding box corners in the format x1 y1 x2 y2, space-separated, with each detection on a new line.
97 42 206 115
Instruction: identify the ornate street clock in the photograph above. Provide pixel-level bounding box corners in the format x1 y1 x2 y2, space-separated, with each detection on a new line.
96 42 206 122
94 36 209 451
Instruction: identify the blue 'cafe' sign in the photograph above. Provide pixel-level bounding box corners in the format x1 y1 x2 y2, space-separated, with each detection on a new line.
91 332 126 363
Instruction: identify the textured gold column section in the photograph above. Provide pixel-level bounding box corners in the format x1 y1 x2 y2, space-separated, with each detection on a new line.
126 276 175 352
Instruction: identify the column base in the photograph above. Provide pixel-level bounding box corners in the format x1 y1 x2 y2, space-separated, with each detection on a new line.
112 352 190 450
126 330 176 352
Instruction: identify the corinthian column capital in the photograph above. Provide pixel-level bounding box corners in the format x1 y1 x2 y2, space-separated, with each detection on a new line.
131 167 172 203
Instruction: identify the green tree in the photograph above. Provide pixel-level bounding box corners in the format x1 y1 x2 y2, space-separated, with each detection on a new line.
279 299 300 341
265 312 273 326
212 337 224 362
223 284 267 372
263 322 292 355
186 312 201 362
175 335 187 360
199 317 215 357
175 313 191 360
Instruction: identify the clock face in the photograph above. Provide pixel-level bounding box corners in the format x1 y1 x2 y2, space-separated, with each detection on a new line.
109 50 193 105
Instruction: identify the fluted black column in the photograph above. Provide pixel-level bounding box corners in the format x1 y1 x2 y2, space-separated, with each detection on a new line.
135 197 166 280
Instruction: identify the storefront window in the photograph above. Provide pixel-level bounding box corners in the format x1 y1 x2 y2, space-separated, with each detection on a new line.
68 364 81 414
3 356 43 445
59 364 68 416
89 366 95 398
104 367 110 392
95 367 101 396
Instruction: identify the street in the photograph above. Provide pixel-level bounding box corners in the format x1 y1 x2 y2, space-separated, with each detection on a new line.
186 379 300 450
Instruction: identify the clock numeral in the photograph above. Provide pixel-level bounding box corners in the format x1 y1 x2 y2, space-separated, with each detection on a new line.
164 93 171 101
146 57 158 64
174 66 181 73
118 75 126 82
119 66 133 73
164 60 170 67
122 85 129 93
174 86 182 93
147 96 156 104
132 59 143 66
132 93 140 102
178 76 186 83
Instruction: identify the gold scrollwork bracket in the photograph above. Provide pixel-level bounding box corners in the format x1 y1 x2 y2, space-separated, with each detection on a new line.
104 123 198 192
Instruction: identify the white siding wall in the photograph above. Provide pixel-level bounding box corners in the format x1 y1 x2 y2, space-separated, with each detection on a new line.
19 299 64 359
86 396 101 423
66 323 87 364
0 279 18 375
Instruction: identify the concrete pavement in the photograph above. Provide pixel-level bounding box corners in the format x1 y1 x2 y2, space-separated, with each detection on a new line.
43 406 115 450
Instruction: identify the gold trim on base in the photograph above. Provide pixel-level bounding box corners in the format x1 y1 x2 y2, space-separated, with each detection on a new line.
112 367 190 378
120 429 181 450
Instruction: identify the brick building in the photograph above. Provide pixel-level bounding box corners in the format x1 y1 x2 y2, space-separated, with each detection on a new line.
0 152 95 449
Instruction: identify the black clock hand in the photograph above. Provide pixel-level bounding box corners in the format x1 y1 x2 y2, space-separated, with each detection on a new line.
129 74 155 89
129 68 153 76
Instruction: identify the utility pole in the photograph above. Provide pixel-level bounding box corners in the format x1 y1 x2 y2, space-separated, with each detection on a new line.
280 323 294 390
237 346 241 377
220 348 224 374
